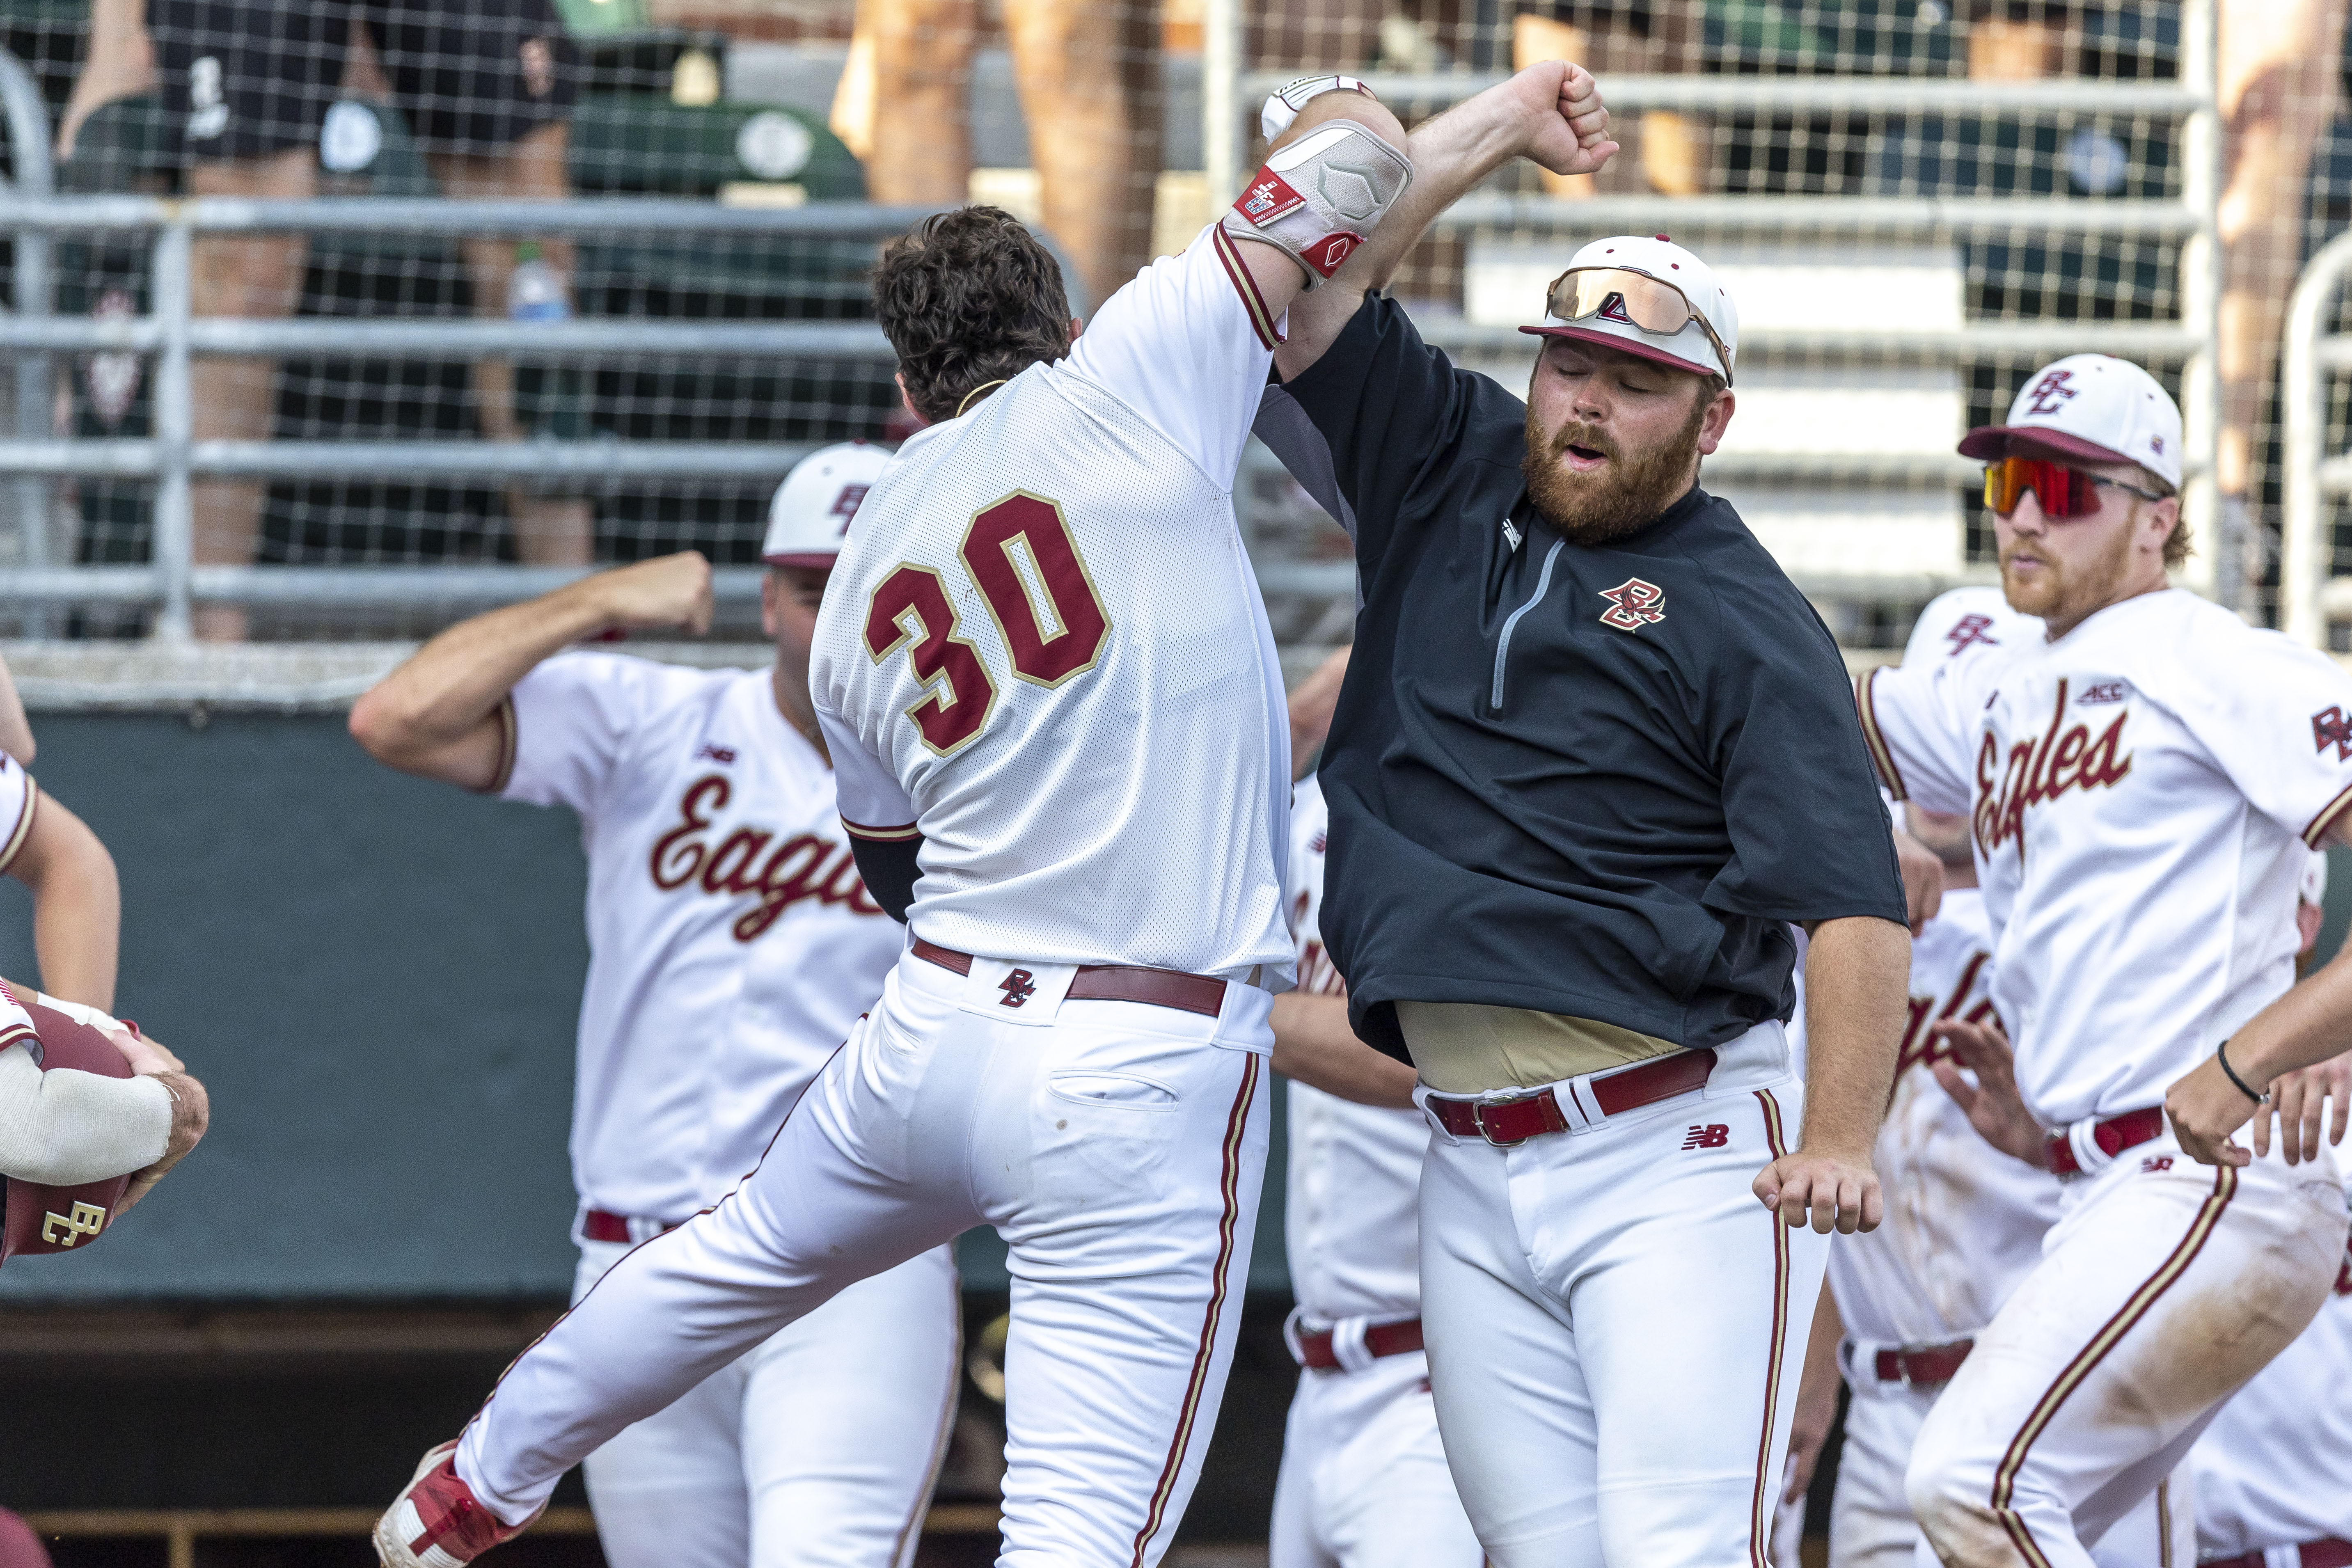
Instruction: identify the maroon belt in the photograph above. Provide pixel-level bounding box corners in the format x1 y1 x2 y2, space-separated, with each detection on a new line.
911 938 1228 1018
582 1210 678 1244
1294 1317 1424 1371
1426 1048 1715 1147
2203 1540 2352 1568
2043 1106 2167 1177
1873 1339 1974 1388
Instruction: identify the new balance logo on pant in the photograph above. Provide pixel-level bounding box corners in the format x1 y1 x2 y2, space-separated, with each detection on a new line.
1681 1124 1730 1150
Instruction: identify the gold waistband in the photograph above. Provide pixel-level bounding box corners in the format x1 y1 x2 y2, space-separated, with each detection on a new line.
1395 1001 1681 1095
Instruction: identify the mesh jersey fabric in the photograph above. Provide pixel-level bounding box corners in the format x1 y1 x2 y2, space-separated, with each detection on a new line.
812 229 1295 986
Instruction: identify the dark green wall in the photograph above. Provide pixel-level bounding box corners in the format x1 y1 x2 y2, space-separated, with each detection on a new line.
0 711 1291 1300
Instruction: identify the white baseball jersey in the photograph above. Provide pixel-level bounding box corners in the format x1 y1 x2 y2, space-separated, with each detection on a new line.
1284 778 1426 1325
2192 1233 2352 1554
497 652 902 1222
809 225 1296 990
1828 888 2061 1347
1859 588 2352 1126
0 752 37 879
1901 583 2041 669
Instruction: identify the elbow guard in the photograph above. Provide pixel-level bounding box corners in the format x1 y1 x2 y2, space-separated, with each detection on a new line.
848 833 923 925
1223 119 1413 288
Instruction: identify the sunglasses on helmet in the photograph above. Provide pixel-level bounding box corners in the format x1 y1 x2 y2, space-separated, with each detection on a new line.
1981 456 2169 520
1541 267 1735 385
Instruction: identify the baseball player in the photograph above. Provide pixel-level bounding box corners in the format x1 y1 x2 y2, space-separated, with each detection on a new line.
1779 588 2189 1568
1260 169 1922 1568
348 442 963 1568
1857 354 2352 1567
369 66 1616 1568
1269 647 1479 1568
2191 852 2352 1568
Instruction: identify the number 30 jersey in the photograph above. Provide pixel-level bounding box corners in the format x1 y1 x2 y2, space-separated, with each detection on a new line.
810 225 1297 987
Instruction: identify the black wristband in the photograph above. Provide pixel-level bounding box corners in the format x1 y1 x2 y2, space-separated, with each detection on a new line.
2216 1039 2270 1106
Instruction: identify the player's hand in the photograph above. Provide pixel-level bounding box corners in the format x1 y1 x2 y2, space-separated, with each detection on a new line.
1509 60 1618 179
1930 1017 2047 1167
118 1067 208 1215
587 551 715 636
112 1027 182 1077
2165 1052 2261 1169
1753 1146 1881 1233
2253 1056 2352 1165
1892 826 1943 935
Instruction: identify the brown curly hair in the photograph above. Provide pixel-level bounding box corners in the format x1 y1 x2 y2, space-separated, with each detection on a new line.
873 207 1073 424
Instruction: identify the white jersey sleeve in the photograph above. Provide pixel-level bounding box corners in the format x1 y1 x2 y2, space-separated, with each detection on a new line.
0 753 36 875
2158 629 2352 848
1060 224 1282 489
498 652 709 818
815 699 917 840
1857 659 1983 817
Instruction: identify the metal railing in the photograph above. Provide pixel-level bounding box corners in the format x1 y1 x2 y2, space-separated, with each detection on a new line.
1202 0 2228 611
0 185 938 638
2278 231 2352 645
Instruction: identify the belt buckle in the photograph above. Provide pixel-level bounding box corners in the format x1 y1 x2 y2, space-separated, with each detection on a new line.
1471 1096 1532 1149
1894 1349 1922 1390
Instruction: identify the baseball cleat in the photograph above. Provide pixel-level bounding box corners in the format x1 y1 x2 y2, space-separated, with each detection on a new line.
374 1440 540 1567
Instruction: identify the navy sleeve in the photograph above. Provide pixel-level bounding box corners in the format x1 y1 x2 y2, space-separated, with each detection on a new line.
1699 565 1910 928
1280 295 1525 578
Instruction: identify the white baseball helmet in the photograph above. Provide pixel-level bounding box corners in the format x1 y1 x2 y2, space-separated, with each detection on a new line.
1958 354 2182 492
1519 234 1739 384
1902 584 2042 668
763 441 892 568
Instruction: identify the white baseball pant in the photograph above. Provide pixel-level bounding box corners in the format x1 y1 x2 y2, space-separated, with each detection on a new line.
1831 1367 2192 1568
1415 1024 1831 1568
1269 1345 1482 1568
456 949 1273 1568
1906 1133 2349 1568
573 1237 961 1568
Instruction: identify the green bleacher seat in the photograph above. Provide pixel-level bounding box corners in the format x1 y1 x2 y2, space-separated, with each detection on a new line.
567 94 863 200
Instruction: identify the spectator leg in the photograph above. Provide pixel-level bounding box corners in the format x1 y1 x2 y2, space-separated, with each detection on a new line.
186 148 316 643
1008 0 1161 307
867 0 981 206
2219 0 2349 525
431 121 593 570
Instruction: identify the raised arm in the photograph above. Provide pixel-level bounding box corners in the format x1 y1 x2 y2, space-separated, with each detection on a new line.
1275 62 1616 381
348 552 712 790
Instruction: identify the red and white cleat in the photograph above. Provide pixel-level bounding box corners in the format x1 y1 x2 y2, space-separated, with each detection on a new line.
373 1440 541 1567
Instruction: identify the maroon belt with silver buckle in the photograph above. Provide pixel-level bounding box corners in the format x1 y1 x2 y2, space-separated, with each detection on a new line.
2203 1540 2352 1568
1873 1339 1974 1388
1426 1048 1716 1147
2043 1106 2167 1177
1294 1317 1424 1371
911 937 1228 1018
582 1210 678 1244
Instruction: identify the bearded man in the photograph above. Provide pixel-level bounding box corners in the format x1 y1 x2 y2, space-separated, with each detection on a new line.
1251 222 1925 1567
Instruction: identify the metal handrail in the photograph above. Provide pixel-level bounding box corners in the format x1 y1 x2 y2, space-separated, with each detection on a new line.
1420 321 2205 359
1234 70 2211 115
0 45 53 625
0 195 942 236
1435 194 2200 236
2278 231 2352 644
0 316 898 358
